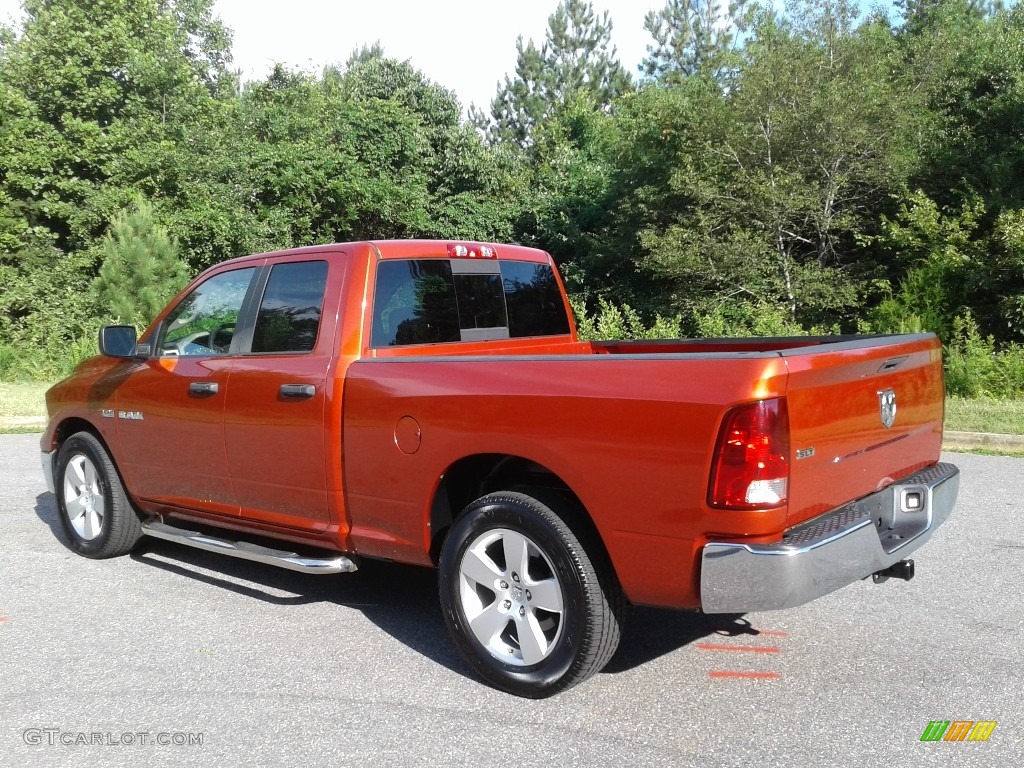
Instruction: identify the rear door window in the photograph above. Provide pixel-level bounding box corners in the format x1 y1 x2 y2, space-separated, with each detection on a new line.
251 260 329 353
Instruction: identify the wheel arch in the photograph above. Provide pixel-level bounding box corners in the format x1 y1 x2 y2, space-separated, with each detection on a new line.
48 417 122 490
52 421 144 558
427 454 616 581
53 417 111 454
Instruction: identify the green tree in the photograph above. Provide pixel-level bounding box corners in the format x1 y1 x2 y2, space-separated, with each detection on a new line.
594 80 753 320
479 0 632 149
0 0 238 377
170 54 522 269
511 92 620 293
698 1 922 325
92 196 190 329
562 1 924 330
641 0 748 84
869 190 983 338
896 1 1024 339
0 0 233 258
333 55 521 241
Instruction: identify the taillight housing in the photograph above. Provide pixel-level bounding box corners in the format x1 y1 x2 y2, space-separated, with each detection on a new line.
709 398 790 509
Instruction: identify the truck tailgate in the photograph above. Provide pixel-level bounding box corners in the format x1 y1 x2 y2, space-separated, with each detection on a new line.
782 334 945 527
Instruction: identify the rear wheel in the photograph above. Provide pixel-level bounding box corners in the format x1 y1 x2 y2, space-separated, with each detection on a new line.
55 432 142 558
439 490 624 697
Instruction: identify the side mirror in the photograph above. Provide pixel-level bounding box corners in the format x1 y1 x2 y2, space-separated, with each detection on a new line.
98 325 146 359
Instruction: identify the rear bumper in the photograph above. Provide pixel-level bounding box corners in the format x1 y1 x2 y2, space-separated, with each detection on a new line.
700 462 959 613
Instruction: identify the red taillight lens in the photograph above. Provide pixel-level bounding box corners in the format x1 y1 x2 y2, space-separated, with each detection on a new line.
709 398 790 509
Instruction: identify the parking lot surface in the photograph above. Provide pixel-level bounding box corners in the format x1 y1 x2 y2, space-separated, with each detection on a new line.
1 433 1020 767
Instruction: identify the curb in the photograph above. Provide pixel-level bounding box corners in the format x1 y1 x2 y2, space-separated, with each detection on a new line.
0 416 46 428
942 431 1024 450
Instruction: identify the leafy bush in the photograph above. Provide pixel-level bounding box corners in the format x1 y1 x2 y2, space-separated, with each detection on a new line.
0 247 103 381
944 312 1024 399
868 191 982 340
571 297 683 340
0 196 196 381
573 296 839 342
692 302 820 338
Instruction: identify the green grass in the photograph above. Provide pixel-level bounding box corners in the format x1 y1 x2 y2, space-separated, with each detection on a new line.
944 396 1024 435
0 380 51 432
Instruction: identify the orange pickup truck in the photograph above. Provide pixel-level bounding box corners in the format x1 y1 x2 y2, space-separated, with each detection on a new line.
40 240 959 697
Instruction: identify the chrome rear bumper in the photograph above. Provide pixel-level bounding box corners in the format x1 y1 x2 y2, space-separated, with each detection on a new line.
700 462 959 613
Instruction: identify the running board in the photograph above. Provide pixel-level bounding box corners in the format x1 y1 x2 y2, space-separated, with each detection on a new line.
140 520 358 574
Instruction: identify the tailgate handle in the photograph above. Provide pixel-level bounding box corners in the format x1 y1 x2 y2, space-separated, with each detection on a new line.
188 381 219 396
280 384 316 399
878 356 907 373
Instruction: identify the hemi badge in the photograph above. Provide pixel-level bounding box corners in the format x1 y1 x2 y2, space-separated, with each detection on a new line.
796 447 815 460
118 410 144 421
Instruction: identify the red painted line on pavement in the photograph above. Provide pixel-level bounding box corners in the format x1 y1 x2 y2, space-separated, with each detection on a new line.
709 671 780 680
0 617 7 622
755 630 789 638
697 643 781 654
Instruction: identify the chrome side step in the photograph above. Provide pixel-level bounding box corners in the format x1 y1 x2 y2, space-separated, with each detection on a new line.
140 520 358 574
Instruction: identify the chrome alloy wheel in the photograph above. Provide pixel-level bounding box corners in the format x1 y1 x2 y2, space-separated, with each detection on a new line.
62 454 106 541
457 527 565 666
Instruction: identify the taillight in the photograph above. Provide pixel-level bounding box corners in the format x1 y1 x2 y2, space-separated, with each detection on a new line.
709 398 790 509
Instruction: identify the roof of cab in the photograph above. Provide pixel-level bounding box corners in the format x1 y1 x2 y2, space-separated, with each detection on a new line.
369 240 550 263
207 240 551 269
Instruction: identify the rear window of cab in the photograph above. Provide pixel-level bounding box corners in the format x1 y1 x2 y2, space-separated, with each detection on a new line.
371 259 570 348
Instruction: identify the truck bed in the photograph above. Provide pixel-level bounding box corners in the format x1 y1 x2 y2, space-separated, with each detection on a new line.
342 332 944 608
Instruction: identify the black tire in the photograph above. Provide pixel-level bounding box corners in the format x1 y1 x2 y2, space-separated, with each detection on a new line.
55 431 142 558
439 490 624 698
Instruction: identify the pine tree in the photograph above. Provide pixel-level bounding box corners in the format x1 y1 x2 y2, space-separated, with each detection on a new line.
640 0 747 85
93 197 190 329
481 0 632 148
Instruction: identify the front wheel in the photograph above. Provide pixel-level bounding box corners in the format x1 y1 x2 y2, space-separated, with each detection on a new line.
439 490 624 697
55 431 142 558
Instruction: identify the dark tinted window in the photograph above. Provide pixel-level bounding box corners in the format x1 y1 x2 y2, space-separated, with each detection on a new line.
455 274 507 330
502 262 571 337
251 261 328 353
372 260 459 347
371 259 571 347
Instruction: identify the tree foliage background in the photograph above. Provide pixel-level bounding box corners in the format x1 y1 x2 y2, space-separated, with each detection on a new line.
1 0 1022 393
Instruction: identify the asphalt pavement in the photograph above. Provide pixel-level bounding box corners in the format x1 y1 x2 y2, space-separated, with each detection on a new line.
0 433 1020 767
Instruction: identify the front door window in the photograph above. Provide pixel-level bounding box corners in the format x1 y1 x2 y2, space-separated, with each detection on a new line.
160 268 256 356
